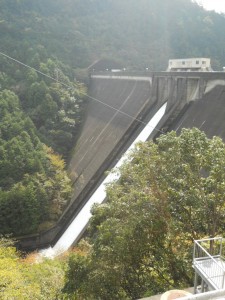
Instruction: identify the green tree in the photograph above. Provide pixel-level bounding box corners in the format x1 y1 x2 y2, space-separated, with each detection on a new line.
0 183 40 235
0 90 72 236
0 237 65 299
64 128 225 299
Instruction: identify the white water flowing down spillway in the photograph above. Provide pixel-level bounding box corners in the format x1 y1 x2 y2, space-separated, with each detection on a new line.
41 102 167 258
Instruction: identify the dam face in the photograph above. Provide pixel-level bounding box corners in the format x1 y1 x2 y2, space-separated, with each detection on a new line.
68 77 152 203
18 71 225 250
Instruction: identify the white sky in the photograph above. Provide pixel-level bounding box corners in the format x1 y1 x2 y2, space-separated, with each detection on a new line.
197 0 225 13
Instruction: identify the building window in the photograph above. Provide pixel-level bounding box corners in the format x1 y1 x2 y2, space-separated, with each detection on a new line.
202 61 206 64
182 61 185 65
196 60 199 64
170 61 172 65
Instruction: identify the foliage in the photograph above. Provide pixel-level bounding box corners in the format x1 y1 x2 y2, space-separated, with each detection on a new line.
63 252 91 299
20 70 85 157
1 0 225 76
0 237 65 300
0 2 90 236
0 6 86 157
0 90 72 236
63 129 225 299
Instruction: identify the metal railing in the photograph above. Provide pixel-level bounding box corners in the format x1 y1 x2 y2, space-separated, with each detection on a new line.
193 237 225 290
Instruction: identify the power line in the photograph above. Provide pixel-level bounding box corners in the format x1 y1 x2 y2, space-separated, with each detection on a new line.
0 50 166 135
0 51 70 88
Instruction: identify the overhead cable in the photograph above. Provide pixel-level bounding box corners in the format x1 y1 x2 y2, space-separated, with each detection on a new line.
0 50 165 135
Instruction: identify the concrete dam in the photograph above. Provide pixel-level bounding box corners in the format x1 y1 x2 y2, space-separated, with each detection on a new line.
18 71 225 251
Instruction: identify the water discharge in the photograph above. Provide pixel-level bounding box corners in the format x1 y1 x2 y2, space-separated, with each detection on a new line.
41 102 167 258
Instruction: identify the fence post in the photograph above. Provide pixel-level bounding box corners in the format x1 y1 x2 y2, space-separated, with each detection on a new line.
219 237 223 257
193 241 196 261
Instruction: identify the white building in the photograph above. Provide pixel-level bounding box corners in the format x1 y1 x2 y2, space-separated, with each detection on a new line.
167 58 212 71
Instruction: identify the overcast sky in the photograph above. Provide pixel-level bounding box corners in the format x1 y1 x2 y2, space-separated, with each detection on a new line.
197 0 225 13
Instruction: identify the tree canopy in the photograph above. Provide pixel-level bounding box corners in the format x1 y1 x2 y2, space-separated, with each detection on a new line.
1 0 225 72
63 128 225 299
0 90 72 235
0 237 65 300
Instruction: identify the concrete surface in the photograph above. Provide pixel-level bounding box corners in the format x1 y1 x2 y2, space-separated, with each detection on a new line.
169 85 225 140
139 288 194 300
68 77 153 201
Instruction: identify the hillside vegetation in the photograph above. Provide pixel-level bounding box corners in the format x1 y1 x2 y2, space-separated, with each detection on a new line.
0 0 87 235
1 0 225 72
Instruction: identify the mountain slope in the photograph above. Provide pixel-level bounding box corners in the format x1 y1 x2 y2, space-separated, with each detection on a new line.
1 0 225 72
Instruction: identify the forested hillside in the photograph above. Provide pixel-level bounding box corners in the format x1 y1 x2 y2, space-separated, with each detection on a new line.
1 0 225 73
1 0 225 235
0 0 87 235
0 90 72 235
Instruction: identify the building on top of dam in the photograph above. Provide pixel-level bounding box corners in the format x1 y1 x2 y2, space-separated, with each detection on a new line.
167 58 212 72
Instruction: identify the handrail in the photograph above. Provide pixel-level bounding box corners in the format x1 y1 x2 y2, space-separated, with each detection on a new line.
194 238 223 261
195 237 223 243
193 238 225 289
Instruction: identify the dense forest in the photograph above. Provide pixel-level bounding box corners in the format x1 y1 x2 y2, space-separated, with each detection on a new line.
0 0 88 235
0 90 74 234
1 0 225 72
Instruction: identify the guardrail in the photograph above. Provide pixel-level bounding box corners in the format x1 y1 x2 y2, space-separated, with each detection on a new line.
193 237 225 290
194 237 224 259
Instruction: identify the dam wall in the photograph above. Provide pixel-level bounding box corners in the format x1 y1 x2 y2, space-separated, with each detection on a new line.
17 72 225 251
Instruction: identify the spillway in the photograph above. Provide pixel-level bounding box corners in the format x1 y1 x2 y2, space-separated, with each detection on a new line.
41 102 167 257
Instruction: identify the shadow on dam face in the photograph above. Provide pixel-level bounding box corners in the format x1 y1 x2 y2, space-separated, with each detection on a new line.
169 85 225 140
